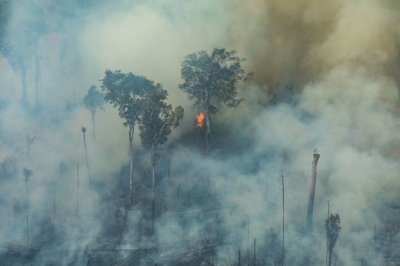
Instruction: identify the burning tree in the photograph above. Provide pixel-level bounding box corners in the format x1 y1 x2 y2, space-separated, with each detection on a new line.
101 70 158 205
139 87 184 233
326 213 341 266
83 85 104 139
179 48 253 158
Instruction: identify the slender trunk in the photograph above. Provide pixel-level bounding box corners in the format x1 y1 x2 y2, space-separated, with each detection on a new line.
53 176 56 223
83 131 91 186
77 164 79 214
238 249 241 266
91 111 96 139
129 126 134 205
306 153 320 231
328 248 332 266
20 62 28 108
254 238 256 266
247 215 250 266
151 164 156 233
326 200 331 266
35 46 40 111
281 174 285 266
26 215 29 247
205 91 211 160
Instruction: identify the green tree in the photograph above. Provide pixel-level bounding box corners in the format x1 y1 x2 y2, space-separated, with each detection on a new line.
0 1 44 107
139 86 184 232
326 213 341 266
179 48 252 158
101 69 157 205
83 85 104 139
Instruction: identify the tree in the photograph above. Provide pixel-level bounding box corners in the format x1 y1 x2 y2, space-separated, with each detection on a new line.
81 127 91 186
326 213 341 266
23 167 33 204
139 86 184 233
0 1 44 107
101 70 157 205
179 48 252 158
306 151 320 231
83 85 104 139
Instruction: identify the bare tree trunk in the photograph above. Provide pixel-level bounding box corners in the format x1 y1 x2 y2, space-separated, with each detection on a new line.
205 110 210 159
151 164 156 233
83 130 91 186
91 111 96 139
129 126 134 205
247 215 250 266
205 90 211 160
254 238 256 266
328 248 332 266
306 153 320 231
35 46 41 111
77 164 79 214
20 62 28 108
26 215 29 247
326 200 331 266
53 176 56 223
281 174 285 266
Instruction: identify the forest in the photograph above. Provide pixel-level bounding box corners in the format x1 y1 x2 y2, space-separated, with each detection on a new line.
1 0 400 265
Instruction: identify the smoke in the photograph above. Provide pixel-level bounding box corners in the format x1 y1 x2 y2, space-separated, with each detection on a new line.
1 0 400 265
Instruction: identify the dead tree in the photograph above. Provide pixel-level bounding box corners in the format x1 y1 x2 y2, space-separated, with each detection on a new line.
306 151 320 231
82 127 91 186
281 174 285 266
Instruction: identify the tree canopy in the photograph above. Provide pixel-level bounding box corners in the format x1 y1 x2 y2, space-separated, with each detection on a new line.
179 48 253 114
83 85 104 114
101 69 161 129
139 87 184 166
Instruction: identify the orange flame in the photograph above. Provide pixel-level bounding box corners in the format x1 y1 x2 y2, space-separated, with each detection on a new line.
196 112 205 127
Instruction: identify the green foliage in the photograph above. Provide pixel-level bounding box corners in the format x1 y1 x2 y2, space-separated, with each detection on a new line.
101 70 160 129
326 213 341 252
179 48 253 113
139 87 184 165
83 85 104 114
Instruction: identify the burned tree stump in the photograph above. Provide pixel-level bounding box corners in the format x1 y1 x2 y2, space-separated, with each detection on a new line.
306 152 320 231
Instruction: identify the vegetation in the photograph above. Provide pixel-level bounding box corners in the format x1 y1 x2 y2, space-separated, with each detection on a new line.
326 213 341 266
179 48 253 157
83 85 104 139
101 70 161 205
139 85 184 232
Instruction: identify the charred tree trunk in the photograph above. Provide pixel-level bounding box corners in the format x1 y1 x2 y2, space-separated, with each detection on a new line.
82 128 91 186
306 152 320 231
129 126 134 205
151 164 156 233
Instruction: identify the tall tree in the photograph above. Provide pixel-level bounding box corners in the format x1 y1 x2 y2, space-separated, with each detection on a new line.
306 150 320 231
0 1 44 107
326 213 341 266
101 70 157 205
179 48 252 158
81 127 91 186
139 86 184 233
83 85 104 139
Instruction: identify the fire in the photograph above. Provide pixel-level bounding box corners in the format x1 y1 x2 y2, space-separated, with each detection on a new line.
196 112 205 127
